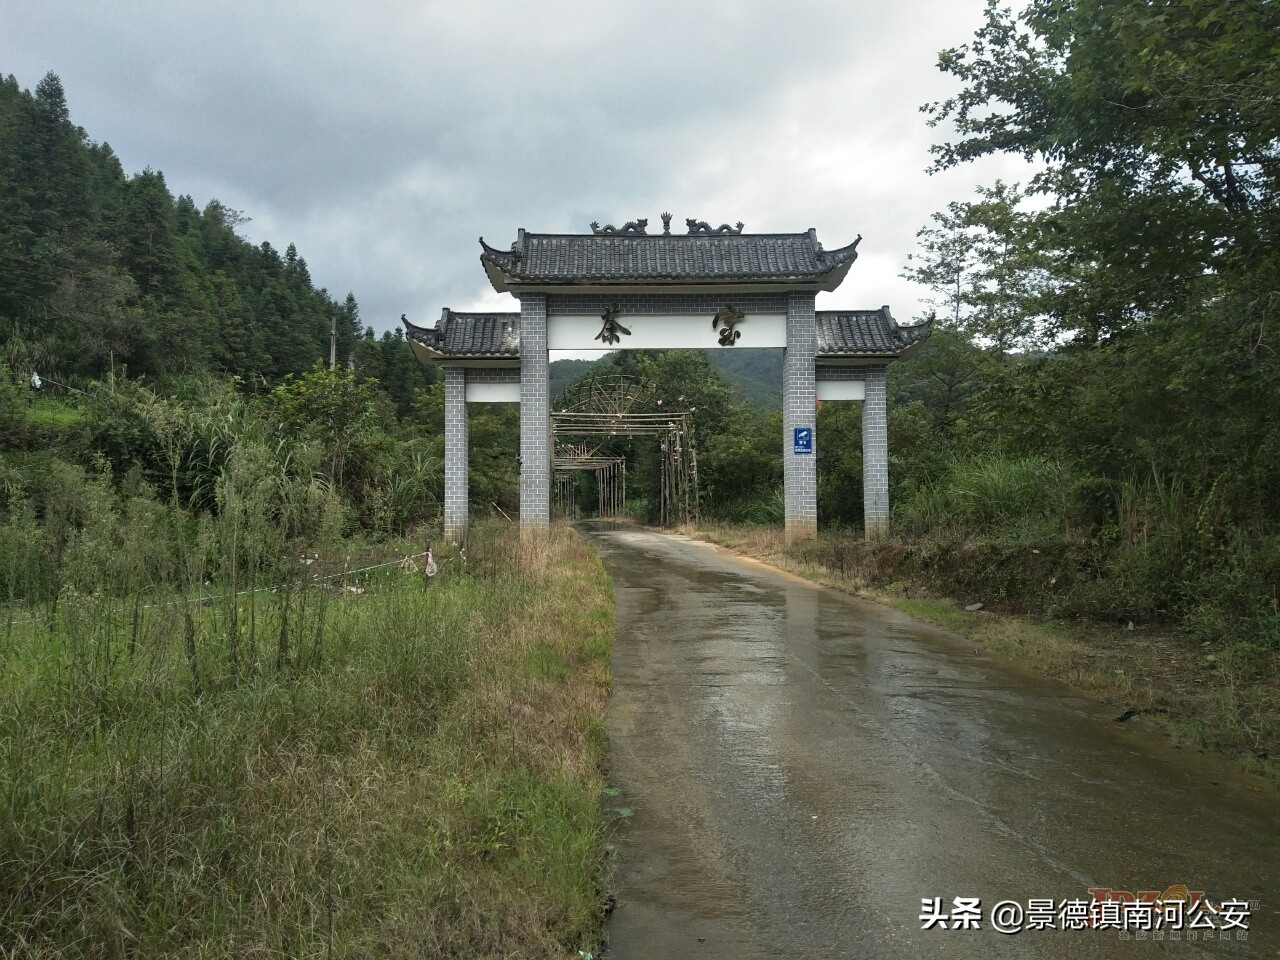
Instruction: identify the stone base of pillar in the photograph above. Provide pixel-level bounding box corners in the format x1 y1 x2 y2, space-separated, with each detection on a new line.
519 518 550 538
785 519 818 546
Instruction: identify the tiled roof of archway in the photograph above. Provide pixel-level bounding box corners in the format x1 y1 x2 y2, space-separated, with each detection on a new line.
816 308 932 355
479 229 861 290
403 310 519 359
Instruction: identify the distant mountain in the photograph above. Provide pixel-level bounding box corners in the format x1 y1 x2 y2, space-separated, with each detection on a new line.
548 348 783 410
549 358 600 402
708 349 782 409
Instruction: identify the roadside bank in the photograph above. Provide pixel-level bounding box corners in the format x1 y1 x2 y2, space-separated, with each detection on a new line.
0 522 613 958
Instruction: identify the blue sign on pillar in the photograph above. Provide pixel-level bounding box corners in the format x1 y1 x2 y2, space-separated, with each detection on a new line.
793 427 813 455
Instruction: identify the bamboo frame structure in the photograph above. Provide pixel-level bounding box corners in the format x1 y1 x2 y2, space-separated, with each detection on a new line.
550 376 699 525
553 441 626 520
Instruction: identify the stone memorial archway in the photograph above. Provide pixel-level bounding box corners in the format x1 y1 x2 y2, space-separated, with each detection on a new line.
405 215 930 542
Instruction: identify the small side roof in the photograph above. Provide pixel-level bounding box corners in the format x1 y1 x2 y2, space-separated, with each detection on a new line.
403 310 520 365
816 308 932 358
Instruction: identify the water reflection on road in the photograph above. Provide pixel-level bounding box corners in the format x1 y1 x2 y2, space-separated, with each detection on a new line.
589 528 1279 959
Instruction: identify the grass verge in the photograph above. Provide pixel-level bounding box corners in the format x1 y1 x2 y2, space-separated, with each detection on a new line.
683 522 1280 788
0 522 612 958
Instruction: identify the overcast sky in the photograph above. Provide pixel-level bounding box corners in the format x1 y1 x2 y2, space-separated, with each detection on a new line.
4 1 1033 335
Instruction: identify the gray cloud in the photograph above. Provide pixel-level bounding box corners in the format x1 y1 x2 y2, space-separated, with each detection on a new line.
3 1 1034 332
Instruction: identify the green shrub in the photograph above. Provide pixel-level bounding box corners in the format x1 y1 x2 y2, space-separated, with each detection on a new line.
897 453 1074 540
737 487 785 525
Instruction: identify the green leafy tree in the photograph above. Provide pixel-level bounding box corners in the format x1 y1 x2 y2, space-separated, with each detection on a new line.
268 367 391 493
903 181 1055 351
120 169 178 299
31 72 89 239
46 238 141 371
925 0 1280 341
888 325 999 443
701 409 781 511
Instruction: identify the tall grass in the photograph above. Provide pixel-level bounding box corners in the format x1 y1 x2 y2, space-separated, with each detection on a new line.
0 521 613 958
897 453 1075 539
1106 469 1280 639
714 486 785 526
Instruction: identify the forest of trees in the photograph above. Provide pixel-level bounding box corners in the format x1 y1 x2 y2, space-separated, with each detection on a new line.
0 71 430 402
0 70 455 538
880 0 1280 647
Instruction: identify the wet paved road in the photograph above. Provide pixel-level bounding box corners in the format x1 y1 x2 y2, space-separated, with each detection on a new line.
588 528 1280 958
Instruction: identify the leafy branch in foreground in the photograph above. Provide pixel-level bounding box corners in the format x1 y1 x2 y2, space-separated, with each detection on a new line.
923 0 1280 343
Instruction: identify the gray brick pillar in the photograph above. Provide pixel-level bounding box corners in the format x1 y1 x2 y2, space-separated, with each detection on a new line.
519 293 550 530
862 365 889 537
443 366 469 540
783 291 818 544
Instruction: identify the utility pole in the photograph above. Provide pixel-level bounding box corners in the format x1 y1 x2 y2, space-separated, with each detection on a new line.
329 313 337 371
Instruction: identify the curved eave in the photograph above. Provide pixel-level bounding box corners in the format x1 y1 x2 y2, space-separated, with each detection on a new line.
895 318 933 360
817 234 861 264
479 236 520 293
402 315 450 365
482 255 516 293
814 256 856 293
407 338 443 365
406 339 521 367
402 316 439 365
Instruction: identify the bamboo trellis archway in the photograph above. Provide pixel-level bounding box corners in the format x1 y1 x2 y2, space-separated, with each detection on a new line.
551 375 699 525
553 442 626 519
